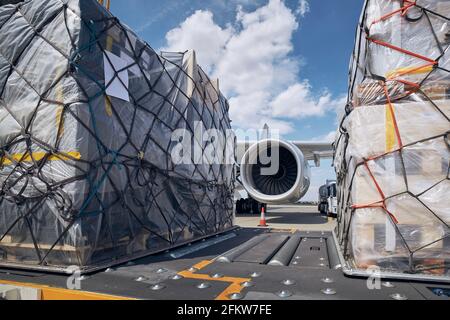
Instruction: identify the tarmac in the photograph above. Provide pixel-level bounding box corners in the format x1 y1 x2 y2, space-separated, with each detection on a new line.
235 204 336 232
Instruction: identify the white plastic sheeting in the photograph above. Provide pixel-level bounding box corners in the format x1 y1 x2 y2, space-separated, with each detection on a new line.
334 0 450 278
0 0 235 272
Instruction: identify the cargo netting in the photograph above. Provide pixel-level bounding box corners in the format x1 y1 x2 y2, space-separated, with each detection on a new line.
334 0 450 280
0 0 235 272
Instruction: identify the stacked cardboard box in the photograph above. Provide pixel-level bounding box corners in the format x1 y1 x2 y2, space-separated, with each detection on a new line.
335 0 450 277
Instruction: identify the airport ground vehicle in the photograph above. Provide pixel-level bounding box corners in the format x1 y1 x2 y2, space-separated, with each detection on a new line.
318 181 337 217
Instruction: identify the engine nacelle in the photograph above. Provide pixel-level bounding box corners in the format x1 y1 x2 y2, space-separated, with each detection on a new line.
240 139 311 204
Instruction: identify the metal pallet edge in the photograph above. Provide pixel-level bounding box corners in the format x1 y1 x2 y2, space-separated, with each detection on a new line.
332 229 450 284
0 227 238 275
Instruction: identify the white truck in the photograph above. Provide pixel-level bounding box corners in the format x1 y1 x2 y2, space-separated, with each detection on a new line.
318 180 337 217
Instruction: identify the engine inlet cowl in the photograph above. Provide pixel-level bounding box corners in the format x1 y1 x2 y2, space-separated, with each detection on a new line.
241 139 310 204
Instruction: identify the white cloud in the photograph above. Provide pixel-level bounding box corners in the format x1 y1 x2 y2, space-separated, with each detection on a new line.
270 81 332 118
296 0 310 17
313 130 338 142
162 10 233 72
161 0 341 135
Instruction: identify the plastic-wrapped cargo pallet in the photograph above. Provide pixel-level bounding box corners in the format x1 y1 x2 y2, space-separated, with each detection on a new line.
334 0 450 281
0 0 235 273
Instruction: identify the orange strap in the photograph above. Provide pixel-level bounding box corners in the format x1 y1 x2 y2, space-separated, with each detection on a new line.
352 0 440 225
364 162 386 200
366 37 437 65
369 1 416 27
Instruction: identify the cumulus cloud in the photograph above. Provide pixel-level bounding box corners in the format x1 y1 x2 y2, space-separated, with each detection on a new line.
161 0 341 135
270 81 333 118
162 11 233 72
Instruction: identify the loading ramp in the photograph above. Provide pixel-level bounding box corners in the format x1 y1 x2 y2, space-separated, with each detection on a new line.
0 227 449 300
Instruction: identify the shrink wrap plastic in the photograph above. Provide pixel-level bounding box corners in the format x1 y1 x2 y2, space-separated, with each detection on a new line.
0 0 235 272
334 0 450 278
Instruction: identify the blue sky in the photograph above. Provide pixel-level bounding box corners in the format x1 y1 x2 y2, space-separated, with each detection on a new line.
109 0 364 200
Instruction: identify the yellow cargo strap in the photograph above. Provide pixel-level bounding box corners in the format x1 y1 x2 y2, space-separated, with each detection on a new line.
0 151 81 166
104 36 114 117
385 104 396 152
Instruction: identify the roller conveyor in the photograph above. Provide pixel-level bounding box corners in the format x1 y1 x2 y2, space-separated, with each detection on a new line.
0 227 449 300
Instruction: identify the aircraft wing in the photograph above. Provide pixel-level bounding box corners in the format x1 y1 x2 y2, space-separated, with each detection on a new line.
291 141 334 163
236 140 334 167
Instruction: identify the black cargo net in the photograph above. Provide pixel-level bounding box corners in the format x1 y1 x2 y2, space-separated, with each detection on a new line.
0 0 235 270
334 0 450 276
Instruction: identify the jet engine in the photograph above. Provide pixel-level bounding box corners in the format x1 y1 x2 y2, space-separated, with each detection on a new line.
240 139 311 204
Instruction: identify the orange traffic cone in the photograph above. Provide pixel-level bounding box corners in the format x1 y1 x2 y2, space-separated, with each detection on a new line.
258 206 268 227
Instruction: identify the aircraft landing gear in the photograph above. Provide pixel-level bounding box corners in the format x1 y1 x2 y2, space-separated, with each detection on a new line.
236 198 266 215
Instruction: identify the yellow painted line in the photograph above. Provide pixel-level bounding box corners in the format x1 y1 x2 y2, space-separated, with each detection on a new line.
1 151 81 165
178 270 251 284
216 282 245 301
192 260 214 270
270 228 293 233
177 260 250 301
0 279 134 300
0 259 250 300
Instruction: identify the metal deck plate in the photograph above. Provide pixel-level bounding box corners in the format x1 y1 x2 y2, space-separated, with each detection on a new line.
290 237 329 269
0 228 449 300
234 235 289 264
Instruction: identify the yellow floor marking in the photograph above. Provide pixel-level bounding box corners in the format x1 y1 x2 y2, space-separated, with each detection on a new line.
178 270 250 284
270 228 293 233
192 260 214 270
0 279 134 300
216 282 245 301
178 260 251 301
